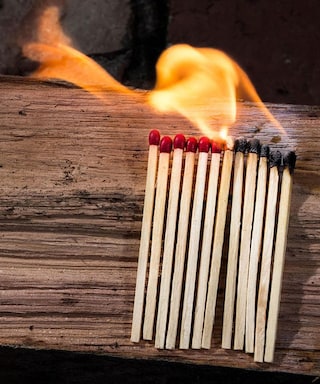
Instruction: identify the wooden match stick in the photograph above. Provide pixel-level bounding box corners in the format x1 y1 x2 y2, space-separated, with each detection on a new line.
143 136 172 340
254 151 282 362
166 137 198 349
221 137 247 349
192 140 222 349
202 139 234 349
155 134 185 349
264 151 296 363
131 130 160 342
245 144 269 353
180 137 211 349
234 139 260 350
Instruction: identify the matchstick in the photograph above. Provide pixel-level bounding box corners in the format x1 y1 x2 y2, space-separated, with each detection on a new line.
234 139 260 350
155 134 186 349
245 144 269 353
166 137 198 349
180 137 211 349
143 136 172 340
202 138 234 349
221 137 247 349
264 151 296 363
192 140 222 349
254 151 282 362
131 129 160 342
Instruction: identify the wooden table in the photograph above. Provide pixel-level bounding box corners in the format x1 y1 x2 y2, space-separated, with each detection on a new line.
0 76 319 375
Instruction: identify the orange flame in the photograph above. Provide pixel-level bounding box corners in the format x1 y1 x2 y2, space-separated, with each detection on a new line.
149 44 285 138
22 5 285 138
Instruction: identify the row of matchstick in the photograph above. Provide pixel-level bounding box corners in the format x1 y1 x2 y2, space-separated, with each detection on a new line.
131 130 296 363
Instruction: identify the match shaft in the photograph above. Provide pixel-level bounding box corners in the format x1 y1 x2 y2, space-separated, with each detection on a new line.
245 155 268 353
166 146 197 349
265 165 294 362
155 142 184 349
202 148 234 349
180 145 210 349
234 150 259 350
192 151 221 349
221 150 245 349
131 135 159 342
143 141 171 340
254 163 280 362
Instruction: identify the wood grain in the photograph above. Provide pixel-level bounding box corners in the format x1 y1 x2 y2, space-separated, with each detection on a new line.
0 75 319 375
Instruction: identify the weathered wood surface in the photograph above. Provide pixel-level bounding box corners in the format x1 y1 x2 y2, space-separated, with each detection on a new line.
0 76 319 375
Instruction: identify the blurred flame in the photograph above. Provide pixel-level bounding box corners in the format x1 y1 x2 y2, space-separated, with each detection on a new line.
149 44 285 137
23 5 130 96
22 5 285 138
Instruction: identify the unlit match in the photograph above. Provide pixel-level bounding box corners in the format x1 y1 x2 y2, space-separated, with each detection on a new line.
180 137 211 349
143 136 172 340
192 140 222 349
131 129 160 342
155 134 185 349
202 138 234 349
166 137 198 349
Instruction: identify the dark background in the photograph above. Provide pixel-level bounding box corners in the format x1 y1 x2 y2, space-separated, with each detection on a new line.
0 0 319 105
0 1 319 382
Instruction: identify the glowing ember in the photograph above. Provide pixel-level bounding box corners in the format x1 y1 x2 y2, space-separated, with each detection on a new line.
23 5 285 138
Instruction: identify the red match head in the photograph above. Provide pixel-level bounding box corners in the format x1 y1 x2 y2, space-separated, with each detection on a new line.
198 137 211 153
149 130 160 146
173 134 186 150
211 140 222 153
160 136 172 153
186 137 198 153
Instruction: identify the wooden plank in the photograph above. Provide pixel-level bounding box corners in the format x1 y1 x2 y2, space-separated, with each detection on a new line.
0 75 319 375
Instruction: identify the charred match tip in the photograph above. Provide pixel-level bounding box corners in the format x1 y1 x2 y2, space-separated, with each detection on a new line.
149 130 160 146
211 140 222 153
198 137 211 153
260 144 270 158
186 137 198 153
160 136 172 153
284 151 296 174
248 138 261 154
174 134 186 150
269 150 282 168
234 137 247 153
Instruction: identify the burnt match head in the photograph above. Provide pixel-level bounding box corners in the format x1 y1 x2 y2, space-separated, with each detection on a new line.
160 136 172 153
234 137 247 153
198 137 211 153
284 151 296 174
260 144 270 158
248 139 261 154
149 130 160 146
269 150 282 168
174 134 186 150
186 137 198 153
